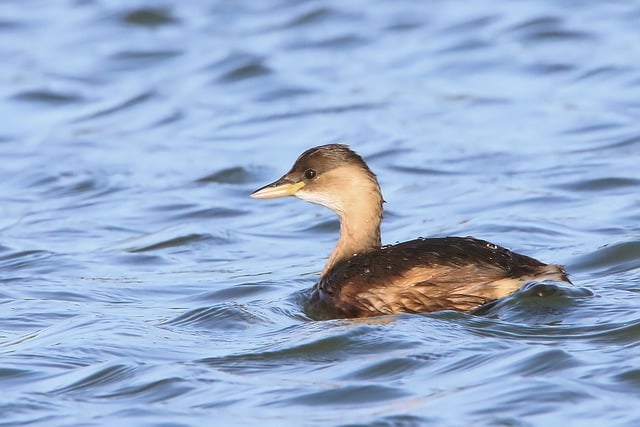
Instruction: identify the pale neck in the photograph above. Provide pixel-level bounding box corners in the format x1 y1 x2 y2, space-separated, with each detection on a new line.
321 187 383 277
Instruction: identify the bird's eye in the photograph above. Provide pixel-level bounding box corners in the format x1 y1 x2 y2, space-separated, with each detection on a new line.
304 168 317 179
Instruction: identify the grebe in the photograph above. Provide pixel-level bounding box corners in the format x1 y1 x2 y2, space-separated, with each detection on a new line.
251 144 570 318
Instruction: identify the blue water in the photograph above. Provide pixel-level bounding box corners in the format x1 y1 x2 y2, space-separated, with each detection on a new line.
1 1 639 426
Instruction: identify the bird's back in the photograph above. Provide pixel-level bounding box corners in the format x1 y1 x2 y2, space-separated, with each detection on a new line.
310 236 569 318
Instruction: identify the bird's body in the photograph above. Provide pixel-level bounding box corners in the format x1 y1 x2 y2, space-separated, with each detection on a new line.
251 144 569 318
309 236 567 318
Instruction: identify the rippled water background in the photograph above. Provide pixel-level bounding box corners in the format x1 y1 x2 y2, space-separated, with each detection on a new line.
1 1 639 426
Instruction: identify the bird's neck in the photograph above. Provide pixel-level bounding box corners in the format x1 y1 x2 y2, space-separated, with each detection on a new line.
321 187 383 277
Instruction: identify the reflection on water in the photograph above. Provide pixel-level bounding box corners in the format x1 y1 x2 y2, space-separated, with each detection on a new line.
1 0 639 426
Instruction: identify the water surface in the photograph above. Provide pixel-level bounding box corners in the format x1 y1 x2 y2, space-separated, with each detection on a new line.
1 1 639 426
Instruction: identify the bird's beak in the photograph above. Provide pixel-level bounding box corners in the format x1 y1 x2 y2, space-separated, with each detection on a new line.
250 177 305 199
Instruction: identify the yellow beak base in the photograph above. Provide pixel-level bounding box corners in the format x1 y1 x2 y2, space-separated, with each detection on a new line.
250 179 305 199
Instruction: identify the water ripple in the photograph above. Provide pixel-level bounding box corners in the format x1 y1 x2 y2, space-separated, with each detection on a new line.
163 303 272 331
462 315 640 345
218 102 384 129
199 325 420 374
11 89 85 105
341 415 431 427
0 250 55 272
119 7 178 28
51 363 139 396
107 49 183 71
211 52 272 83
269 384 409 407
506 16 593 42
124 230 230 253
195 166 259 185
104 377 193 403
339 357 424 381
568 240 640 276
72 91 155 123
262 6 339 32
558 177 640 193
183 281 280 303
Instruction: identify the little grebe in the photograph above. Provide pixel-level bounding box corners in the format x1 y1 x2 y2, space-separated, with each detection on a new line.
251 144 570 318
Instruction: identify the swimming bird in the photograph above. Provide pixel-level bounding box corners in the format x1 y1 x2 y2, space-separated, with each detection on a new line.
251 144 570 318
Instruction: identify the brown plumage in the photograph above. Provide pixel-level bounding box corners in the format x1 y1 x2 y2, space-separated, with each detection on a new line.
251 144 570 319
